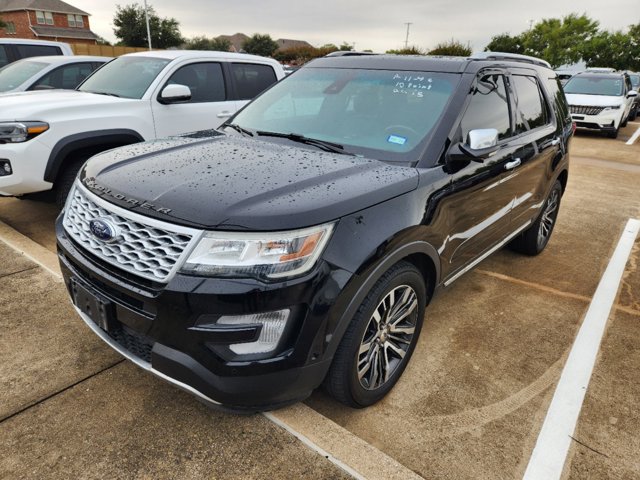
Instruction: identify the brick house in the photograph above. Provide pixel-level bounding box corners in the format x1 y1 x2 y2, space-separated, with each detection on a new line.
0 0 99 44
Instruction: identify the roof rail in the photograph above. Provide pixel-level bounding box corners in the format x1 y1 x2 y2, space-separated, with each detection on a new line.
470 52 551 69
324 51 379 57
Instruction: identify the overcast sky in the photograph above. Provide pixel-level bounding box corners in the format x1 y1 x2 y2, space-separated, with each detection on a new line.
79 0 639 52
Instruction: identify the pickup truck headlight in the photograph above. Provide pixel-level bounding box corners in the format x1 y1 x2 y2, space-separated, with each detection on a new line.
0 122 49 143
182 223 334 280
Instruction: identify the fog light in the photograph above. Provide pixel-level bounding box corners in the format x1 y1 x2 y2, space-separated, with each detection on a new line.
217 309 290 355
0 160 11 176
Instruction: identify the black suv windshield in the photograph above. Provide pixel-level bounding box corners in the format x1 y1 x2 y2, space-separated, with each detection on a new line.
231 67 459 162
78 56 171 99
564 75 624 96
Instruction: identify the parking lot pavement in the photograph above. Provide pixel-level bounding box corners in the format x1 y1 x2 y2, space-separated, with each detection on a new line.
0 131 638 479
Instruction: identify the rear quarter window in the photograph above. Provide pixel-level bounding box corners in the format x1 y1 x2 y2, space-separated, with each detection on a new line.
231 63 277 100
0 46 9 68
15 44 62 59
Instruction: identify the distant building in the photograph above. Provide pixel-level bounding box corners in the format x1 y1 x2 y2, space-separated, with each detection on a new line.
216 33 313 53
275 38 313 50
217 33 249 53
0 0 100 44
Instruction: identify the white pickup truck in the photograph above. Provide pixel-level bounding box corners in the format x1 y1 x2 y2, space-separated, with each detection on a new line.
0 50 284 205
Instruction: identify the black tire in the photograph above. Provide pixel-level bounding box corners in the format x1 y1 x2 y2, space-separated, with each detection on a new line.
621 116 628 128
324 261 427 408
607 127 619 139
55 158 87 209
509 180 562 256
630 107 638 121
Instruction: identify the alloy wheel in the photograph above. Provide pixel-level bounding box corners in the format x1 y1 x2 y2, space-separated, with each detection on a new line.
537 188 560 249
357 285 419 390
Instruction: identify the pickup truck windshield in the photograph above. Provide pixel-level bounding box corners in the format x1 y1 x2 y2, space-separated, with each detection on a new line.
78 56 170 99
232 67 459 162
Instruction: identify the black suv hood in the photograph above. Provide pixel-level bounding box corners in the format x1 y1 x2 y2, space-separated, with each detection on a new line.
81 134 419 230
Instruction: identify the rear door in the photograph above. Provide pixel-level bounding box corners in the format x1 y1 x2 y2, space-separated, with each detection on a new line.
151 61 238 137
228 62 279 109
507 71 560 227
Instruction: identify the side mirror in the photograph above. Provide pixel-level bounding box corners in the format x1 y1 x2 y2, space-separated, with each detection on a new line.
627 90 638 98
447 128 500 168
159 84 191 104
468 128 499 150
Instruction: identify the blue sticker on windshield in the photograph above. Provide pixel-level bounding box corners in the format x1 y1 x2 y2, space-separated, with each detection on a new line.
387 134 407 145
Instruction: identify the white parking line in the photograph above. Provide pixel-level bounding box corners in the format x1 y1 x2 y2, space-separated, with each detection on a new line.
523 218 640 480
626 125 640 145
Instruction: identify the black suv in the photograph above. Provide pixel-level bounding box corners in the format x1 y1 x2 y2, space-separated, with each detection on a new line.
56 52 572 411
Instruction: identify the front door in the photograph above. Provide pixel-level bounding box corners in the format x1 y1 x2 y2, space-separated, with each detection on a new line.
152 61 239 138
437 71 520 281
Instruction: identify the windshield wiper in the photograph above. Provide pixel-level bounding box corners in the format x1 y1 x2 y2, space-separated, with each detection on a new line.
224 123 254 137
83 90 121 97
256 131 353 155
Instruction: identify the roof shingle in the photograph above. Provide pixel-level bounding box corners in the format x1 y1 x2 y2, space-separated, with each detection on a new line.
0 0 88 15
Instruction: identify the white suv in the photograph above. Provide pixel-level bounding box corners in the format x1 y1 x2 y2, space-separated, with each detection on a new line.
0 50 284 205
564 71 637 138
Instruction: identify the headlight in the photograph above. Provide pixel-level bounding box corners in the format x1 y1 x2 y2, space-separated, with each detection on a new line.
602 105 621 111
181 223 335 280
0 121 49 143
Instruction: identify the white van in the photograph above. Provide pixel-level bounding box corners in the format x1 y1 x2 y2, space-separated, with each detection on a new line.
0 38 73 68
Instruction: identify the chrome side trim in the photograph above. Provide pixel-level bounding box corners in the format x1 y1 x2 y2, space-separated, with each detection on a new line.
75 306 222 406
443 220 532 287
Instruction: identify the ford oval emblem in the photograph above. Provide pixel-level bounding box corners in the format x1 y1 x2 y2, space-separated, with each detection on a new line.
89 218 119 243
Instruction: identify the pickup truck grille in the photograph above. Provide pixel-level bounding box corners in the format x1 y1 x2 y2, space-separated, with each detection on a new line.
569 105 606 116
62 185 200 283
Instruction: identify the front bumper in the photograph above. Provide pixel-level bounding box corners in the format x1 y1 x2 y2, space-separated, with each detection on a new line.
570 110 622 132
0 138 53 196
56 218 352 412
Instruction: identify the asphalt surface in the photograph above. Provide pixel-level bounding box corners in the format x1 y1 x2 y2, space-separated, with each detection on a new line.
0 123 639 479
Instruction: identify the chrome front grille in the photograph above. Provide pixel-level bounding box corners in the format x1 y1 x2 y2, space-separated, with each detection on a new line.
570 105 606 116
63 185 200 283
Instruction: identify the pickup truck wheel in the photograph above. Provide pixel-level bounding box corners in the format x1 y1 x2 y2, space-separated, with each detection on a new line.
509 180 562 256
324 261 427 408
55 158 87 209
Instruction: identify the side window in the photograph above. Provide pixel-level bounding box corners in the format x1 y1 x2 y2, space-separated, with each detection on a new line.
511 75 549 133
0 46 9 68
230 63 277 100
32 63 96 90
460 73 512 142
166 62 225 103
15 44 62 59
545 77 568 123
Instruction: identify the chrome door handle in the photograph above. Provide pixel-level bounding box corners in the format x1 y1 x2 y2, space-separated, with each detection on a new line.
505 158 521 170
216 111 232 118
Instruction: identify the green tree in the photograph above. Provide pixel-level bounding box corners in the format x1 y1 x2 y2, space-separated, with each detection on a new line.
186 36 231 51
113 3 183 48
386 46 426 55
339 42 353 51
582 30 636 71
485 33 525 54
242 33 279 57
523 14 599 67
428 39 472 56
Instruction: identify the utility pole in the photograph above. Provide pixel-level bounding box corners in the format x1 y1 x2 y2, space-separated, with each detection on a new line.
404 22 412 49
143 0 152 50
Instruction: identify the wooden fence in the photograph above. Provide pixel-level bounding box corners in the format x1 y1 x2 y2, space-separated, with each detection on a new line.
69 44 155 57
